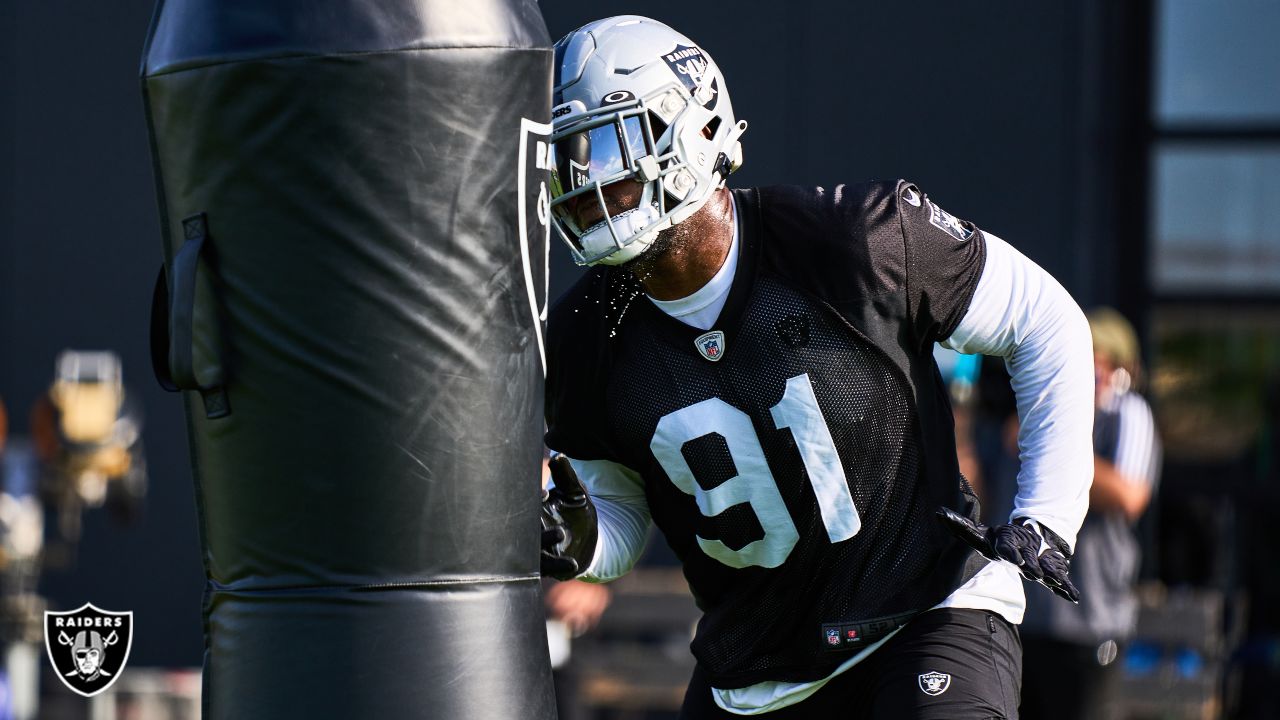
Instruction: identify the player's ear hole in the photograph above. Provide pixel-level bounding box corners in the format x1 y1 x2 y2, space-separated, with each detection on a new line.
647 112 670 143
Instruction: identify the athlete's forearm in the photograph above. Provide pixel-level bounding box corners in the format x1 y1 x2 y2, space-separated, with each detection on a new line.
580 493 650 582
560 457 653 582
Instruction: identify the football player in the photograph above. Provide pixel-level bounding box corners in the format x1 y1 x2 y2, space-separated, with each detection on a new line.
540 16 1092 719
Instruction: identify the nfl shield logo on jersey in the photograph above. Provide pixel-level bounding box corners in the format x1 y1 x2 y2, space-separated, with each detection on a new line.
918 670 951 696
825 628 841 647
695 330 725 362
45 603 134 697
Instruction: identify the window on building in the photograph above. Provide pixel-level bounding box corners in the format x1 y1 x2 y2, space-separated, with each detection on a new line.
1149 0 1280 463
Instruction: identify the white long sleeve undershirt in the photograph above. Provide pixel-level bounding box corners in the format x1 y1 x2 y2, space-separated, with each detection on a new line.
572 458 650 583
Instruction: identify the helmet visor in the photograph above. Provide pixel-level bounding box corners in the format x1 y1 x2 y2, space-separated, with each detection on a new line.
549 115 651 235
551 115 649 196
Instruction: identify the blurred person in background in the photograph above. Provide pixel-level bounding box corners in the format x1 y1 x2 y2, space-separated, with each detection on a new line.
545 579 612 720
0 396 53 720
1020 307 1162 720
29 351 147 563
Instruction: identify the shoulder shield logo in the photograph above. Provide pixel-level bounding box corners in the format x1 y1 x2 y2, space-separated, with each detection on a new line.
695 330 726 362
926 200 974 242
45 603 133 697
918 670 951 696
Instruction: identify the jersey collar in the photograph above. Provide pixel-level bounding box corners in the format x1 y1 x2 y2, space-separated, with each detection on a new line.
646 194 742 327
631 188 762 350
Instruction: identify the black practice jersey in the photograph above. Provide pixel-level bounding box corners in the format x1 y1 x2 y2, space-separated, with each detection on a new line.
546 181 990 688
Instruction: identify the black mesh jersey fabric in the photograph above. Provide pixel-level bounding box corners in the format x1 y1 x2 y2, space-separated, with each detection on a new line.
545 182 990 688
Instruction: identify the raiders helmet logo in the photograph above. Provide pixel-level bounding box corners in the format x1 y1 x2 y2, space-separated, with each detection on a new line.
695 330 725 362
45 603 134 697
661 44 719 110
918 670 951 696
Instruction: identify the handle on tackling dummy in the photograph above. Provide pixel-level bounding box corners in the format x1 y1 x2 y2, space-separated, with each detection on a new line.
150 212 231 419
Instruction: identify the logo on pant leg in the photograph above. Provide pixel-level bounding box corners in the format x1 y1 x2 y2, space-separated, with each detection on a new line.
918 671 951 696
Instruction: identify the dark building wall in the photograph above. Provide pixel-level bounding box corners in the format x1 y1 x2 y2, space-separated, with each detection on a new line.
541 3 1099 306
1 0 205 668
0 2 1117 669
0 0 14 388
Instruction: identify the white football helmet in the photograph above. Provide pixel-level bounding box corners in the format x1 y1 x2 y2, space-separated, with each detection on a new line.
549 16 747 266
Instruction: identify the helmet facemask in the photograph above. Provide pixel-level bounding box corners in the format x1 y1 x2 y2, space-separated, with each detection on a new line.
549 97 667 266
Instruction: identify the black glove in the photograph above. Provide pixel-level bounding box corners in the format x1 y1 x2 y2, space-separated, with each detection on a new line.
540 455 599 581
936 507 1080 603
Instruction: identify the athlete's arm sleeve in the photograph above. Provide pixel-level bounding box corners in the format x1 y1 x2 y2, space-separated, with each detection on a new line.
557 457 653 583
940 232 1094 550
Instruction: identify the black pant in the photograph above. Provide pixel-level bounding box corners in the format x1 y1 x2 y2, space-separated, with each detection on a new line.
680 608 1022 719
1019 636 1115 720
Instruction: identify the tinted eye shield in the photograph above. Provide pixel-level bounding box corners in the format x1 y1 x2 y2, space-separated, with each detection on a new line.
548 100 679 259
